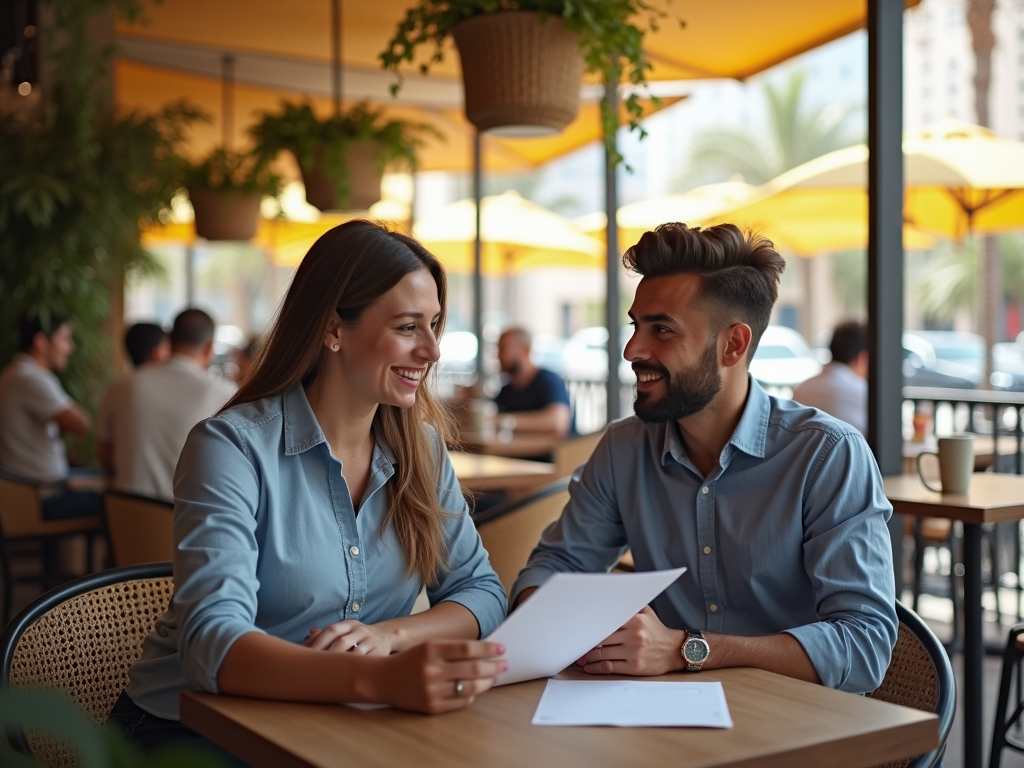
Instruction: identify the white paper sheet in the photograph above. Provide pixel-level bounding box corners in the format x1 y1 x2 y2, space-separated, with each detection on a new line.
486 568 686 686
531 679 733 728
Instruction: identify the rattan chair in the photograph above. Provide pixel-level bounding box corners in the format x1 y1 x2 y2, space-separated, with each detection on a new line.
866 601 956 768
475 479 569 596
104 490 174 567
552 431 604 479
0 473 103 624
0 562 173 766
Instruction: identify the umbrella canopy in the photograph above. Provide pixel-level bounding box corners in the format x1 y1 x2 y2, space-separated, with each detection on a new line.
703 120 1024 253
414 191 602 275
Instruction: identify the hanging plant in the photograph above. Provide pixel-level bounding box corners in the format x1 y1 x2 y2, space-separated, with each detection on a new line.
249 101 438 211
183 148 280 241
380 0 681 164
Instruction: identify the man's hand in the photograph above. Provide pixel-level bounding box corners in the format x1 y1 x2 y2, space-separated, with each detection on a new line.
575 606 686 676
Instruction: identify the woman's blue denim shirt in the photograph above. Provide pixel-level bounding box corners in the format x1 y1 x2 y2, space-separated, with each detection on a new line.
126 383 507 719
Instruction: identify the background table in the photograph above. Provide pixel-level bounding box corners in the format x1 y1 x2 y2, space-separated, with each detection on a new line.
884 472 1024 768
449 451 555 495
459 431 563 459
181 666 937 768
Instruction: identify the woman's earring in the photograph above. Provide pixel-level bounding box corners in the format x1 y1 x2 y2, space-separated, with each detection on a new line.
331 344 340 352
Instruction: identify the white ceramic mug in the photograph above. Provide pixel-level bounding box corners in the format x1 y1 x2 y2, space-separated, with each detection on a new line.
916 434 975 494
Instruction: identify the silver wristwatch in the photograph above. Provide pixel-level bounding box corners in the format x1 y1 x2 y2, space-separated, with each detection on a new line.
682 630 710 672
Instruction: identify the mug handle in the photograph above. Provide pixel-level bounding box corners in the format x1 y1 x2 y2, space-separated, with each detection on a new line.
916 451 942 493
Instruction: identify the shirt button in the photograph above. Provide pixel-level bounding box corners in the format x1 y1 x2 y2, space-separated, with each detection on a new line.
703 546 711 555
709 603 718 613
349 546 360 557
351 602 361 612
701 486 709 495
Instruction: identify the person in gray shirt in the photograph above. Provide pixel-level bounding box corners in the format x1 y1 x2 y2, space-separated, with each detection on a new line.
511 223 897 694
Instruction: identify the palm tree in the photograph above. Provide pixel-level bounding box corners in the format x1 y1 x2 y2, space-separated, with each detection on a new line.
680 70 862 187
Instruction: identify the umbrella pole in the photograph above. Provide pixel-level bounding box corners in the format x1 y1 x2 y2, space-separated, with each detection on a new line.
473 129 485 392
604 77 622 424
331 0 342 116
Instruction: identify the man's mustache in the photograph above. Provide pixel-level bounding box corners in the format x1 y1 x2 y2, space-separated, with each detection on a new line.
631 363 669 377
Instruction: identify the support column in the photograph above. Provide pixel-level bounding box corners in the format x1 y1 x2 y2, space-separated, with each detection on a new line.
867 0 905 595
473 130 485 389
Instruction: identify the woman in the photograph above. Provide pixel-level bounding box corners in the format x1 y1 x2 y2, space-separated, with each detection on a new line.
109 221 508 756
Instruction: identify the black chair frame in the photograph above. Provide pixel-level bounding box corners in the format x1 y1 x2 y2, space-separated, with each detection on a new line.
471 478 570 527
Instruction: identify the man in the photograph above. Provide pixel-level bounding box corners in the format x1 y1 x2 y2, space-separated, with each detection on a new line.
510 223 896 694
792 320 868 436
0 312 101 520
98 309 234 501
97 322 171 476
494 328 572 438
123 322 171 369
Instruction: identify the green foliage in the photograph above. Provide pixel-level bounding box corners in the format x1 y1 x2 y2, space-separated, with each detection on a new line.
0 0 201 463
0 685 225 768
183 147 281 197
916 235 1024 322
379 0 683 165
681 70 863 188
249 100 438 208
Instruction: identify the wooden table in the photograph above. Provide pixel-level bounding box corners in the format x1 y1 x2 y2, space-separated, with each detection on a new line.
181 666 937 768
884 472 1024 768
459 430 563 459
449 451 555 495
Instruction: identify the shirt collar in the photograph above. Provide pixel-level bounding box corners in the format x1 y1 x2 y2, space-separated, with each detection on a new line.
281 383 398 468
660 375 770 466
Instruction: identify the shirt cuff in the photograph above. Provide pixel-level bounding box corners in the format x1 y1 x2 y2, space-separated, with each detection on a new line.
182 621 267 693
437 590 507 639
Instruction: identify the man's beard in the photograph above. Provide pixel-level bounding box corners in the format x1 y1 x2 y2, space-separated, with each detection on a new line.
632 339 722 423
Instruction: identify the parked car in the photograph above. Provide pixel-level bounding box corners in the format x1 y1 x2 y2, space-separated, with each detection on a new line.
749 326 822 389
903 331 1024 391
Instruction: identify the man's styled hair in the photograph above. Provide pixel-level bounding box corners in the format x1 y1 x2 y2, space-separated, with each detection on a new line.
829 321 867 366
17 311 70 352
622 223 786 359
170 308 215 349
124 323 169 367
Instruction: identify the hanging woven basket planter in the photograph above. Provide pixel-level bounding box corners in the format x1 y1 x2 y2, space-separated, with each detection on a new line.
298 141 384 212
451 11 584 136
189 188 262 241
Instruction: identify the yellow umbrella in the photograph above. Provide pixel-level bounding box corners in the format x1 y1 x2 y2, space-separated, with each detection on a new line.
414 191 603 276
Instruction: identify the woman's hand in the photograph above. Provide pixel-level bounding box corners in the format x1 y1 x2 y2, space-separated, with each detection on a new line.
304 621 396 656
371 640 507 714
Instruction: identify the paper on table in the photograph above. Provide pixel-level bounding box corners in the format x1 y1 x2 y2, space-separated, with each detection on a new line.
531 680 733 728
486 568 686 686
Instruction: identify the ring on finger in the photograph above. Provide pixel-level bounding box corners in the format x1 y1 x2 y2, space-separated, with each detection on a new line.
454 680 464 697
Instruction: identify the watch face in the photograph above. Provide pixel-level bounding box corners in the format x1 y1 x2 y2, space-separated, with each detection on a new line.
684 639 709 663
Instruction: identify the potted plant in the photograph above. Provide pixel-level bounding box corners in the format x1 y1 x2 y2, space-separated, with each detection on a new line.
249 101 435 212
184 148 280 242
380 0 678 155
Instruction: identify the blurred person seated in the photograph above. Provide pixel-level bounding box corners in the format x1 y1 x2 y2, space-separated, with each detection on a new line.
792 320 867 436
229 335 262 383
494 327 572 437
0 311 102 520
511 224 896 694
97 309 235 502
123 322 172 369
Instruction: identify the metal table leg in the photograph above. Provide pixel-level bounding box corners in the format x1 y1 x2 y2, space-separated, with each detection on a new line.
964 522 983 768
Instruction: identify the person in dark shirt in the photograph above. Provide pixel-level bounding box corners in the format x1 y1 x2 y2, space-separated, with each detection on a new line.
493 328 572 438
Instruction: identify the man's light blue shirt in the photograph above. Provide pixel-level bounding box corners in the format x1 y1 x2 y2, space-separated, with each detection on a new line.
127 383 507 719
510 378 897 694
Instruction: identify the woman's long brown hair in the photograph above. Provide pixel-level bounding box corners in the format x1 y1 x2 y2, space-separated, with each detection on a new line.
224 220 457 584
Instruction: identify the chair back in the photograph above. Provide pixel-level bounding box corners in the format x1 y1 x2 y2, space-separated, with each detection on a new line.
0 563 174 765
866 600 955 768
104 491 175 567
553 431 604 479
475 480 570 596
0 475 43 537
